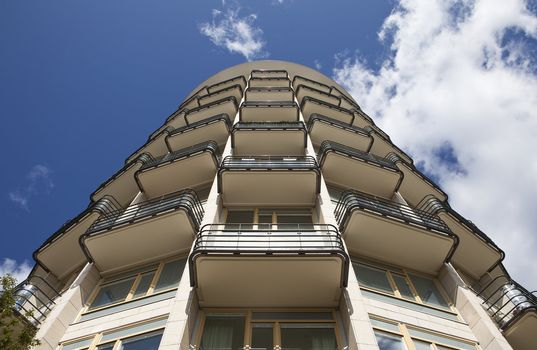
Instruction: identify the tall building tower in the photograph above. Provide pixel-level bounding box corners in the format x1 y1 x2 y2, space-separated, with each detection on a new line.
12 61 536 350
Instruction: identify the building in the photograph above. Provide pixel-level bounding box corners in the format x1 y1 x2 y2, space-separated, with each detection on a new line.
12 60 537 350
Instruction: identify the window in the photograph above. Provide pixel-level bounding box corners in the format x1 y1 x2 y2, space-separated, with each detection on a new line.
198 311 339 350
371 317 478 350
353 261 451 310
87 258 186 311
225 208 314 230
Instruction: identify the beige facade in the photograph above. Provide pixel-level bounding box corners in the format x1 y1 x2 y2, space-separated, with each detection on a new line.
12 61 536 350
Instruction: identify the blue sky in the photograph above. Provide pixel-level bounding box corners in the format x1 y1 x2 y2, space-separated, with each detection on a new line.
1 0 537 288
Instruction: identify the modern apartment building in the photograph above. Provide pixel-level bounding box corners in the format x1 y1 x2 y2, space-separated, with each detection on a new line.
12 61 536 350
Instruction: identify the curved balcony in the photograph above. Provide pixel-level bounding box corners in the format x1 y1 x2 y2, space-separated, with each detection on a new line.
147 109 188 142
165 114 232 151
363 126 413 164
308 114 373 151
239 101 299 123
81 189 203 273
91 153 153 207
33 196 121 280
231 121 307 156
292 75 331 94
249 77 291 88
179 85 208 110
197 84 243 107
335 190 457 274
126 126 173 165
189 224 348 307
207 75 247 94
13 275 61 326
300 97 354 124
417 195 504 279
295 84 341 106
218 156 320 207
478 276 537 350
330 87 361 110
135 141 220 198
250 69 289 79
184 96 238 125
244 87 294 101
318 141 403 198
386 153 448 206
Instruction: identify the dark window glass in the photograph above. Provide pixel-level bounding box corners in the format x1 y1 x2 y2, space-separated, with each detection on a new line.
201 315 245 350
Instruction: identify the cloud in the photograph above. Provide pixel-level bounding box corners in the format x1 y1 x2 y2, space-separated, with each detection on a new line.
333 0 537 288
314 59 322 70
0 258 32 284
199 5 268 61
8 164 54 211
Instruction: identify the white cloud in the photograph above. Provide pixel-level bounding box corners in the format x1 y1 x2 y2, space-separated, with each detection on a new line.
0 258 32 284
8 164 54 211
333 0 537 288
314 59 322 70
200 5 268 61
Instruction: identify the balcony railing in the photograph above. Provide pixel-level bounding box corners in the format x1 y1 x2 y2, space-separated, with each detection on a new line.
308 114 373 149
13 276 61 326
138 141 220 172
189 223 349 286
85 189 204 236
334 190 452 235
250 69 289 79
220 155 318 171
477 275 537 330
318 140 399 171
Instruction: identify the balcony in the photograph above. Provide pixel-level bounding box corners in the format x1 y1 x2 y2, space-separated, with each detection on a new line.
81 189 203 273
165 114 232 151
364 126 413 164
184 96 238 125
33 196 121 280
147 109 188 141
91 153 153 207
292 75 331 94
218 156 320 207
318 141 403 198
335 190 457 274
239 101 299 122
197 84 243 107
13 275 61 326
135 141 220 198
189 224 348 307
231 122 307 156
207 75 247 94
330 87 361 110
417 196 504 279
126 126 173 164
295 84 341 106
250 69 289 79
248 77 291 88
386 153 448 206
300 97 354 124
308 114 373 151
478 276 537 350
244 87 294 101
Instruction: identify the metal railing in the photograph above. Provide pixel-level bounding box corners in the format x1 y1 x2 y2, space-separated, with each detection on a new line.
206 75 247 94
477 275 537 330
85 189 204 235
334 190 452 235
198 84 243 105
221 155 318 171
167 114 232 137
318 140 399 171
300 96 355 123
189 223 349 286
139 141 220 171
184 96 239 123
231 121 307 149
13 275 61 326
307 114 372 147
250 69 289 79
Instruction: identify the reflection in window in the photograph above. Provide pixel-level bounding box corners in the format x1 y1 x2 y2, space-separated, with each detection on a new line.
374 330 406 350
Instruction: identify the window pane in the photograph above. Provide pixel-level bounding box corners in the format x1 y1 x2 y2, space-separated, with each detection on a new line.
280 324 337 350
201 315 245 350
120 331 163 350
96 343 115 350
355 264 394 294
90 277 136 309
226 210 254 230
408 274 449 309
133 271 156 298
154 259 186 292
374 331 406 350
392 274 414 300
251 324 273 350
413 339 432 350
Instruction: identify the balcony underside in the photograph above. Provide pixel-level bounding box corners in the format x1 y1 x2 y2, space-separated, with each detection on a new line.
504 310 537 350
127 129 171 164
136 152 218 198
320 152 402 198
166 118 230 151
193 256 344 307
220 171 319 207
292 75 331 94
83 211 196 274
393 161 447 206
296 85 340 106
198 85 243 106
343 210 455 274
185 97 238 125
240 103 299 122
245 87 294 101
301 98 354 124
249 77 291 88
439 212 502 279
232 129 306 156
308 116 372 151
